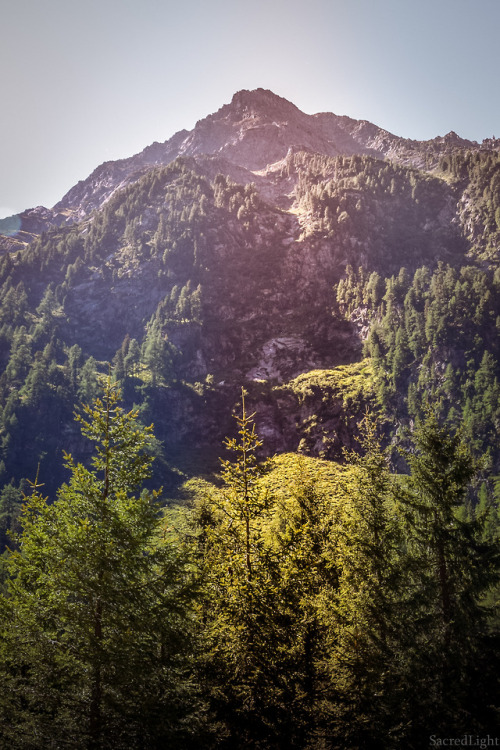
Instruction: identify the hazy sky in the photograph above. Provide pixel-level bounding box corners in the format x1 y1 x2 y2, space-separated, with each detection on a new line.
1 0 499 219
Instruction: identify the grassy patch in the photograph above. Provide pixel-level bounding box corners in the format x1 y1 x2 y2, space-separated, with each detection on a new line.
281 359 374 406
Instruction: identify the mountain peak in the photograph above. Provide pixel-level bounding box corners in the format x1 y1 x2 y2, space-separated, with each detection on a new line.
3 88 489 241
229 88 301 119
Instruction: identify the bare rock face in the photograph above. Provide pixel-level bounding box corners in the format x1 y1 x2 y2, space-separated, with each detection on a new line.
246 335 318 382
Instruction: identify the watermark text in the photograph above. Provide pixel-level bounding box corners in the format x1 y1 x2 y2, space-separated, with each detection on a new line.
430 737 499 748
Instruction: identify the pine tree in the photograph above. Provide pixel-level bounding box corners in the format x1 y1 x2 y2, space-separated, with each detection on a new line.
391 325 411 388
195 389 285 747
123 338 141 378
402 409 500 735
263 456 342 748
218 389 267 583
78 356 99 403
142 322 174 386
0 483 23 554
67 344 83 392
323 415 406 747
0 378 198 749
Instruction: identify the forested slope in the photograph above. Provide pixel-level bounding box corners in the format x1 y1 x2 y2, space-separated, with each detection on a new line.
1 88 500 746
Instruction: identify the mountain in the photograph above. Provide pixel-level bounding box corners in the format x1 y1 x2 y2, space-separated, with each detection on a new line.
45 89 500 220
2 86 500 750
2 88 498 244
0 88 499 502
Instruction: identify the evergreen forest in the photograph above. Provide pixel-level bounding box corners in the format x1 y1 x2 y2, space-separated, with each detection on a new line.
0 379 499 748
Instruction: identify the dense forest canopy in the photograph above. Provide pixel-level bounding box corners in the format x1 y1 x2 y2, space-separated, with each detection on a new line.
0 380 498 747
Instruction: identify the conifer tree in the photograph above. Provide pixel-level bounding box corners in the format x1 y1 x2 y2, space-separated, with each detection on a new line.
323 415 406 747
123 338 141 378
195 389 284 747
402 409 500 735
263 457 342 748
78 356 99 403
0 377 197 749
0 483 23 554
142 322 175 386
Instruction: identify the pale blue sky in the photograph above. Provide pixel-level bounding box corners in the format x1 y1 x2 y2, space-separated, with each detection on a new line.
1 0 499 218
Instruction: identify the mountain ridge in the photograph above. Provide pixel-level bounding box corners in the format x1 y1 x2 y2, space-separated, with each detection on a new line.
2 88 498 249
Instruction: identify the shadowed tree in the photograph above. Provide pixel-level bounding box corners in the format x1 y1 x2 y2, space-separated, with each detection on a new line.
0 377 199 749
401 409 500 736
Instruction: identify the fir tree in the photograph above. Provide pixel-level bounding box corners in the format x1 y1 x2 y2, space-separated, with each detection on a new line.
0 378 198 749
323 415 406 748
195 389 286 747
402 409 500 735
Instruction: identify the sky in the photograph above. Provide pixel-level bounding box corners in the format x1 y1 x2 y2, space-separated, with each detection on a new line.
1 0 499 219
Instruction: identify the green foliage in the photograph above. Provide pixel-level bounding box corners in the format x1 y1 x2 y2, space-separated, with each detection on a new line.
273 361 376 461
438 150 500 261
307 416 407 747
285 360 374 407
0 482 23 557
0 378 199 748
193 390 283 746
141 321 176 387
0 387 498 747
341 261 500 470
399 410 500 735
294 153 463 272
188 407 500 746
